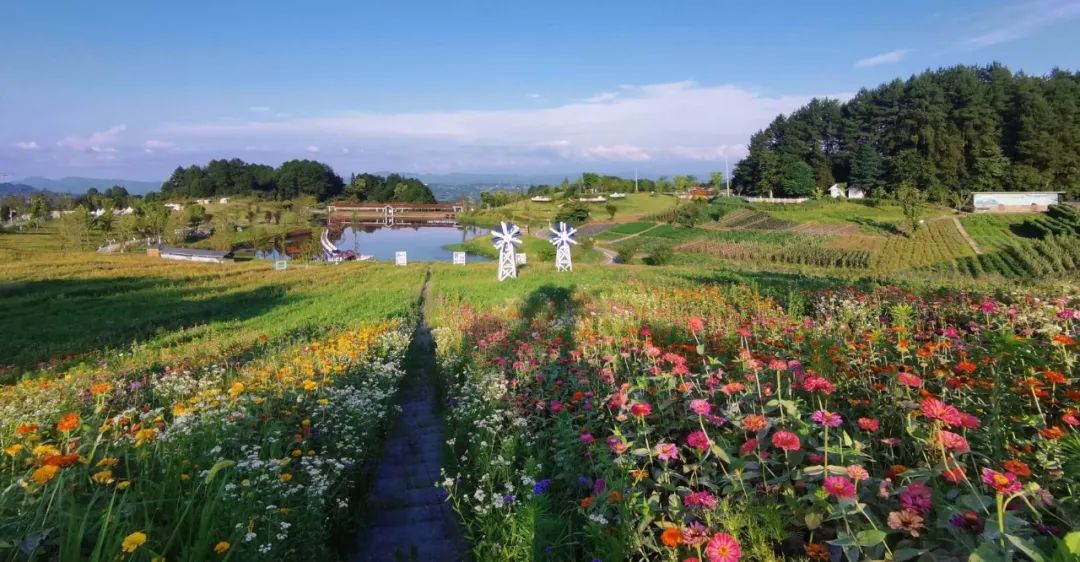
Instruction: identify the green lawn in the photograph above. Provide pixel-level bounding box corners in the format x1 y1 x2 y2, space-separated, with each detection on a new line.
462 193 680 227
757 199 952 233
960 213 1037 251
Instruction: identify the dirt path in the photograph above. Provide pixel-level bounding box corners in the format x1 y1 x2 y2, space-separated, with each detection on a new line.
605 223 661 244
952 216 983 255
350 275 467 562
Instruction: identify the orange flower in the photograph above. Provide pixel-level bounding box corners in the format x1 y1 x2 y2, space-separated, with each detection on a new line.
56 413 80 433
954 361 977 374
742 415 768 432
1040 426 1066 440
660 527 683 547
579 496 594 509
885 464 908 479
31 464 60 485
89 383 111 395
805 542 830 561
44 453 80 468
16 424 39 436
1002 459 1031 477
1043 371 1068 385
606 491 622 504
1052 334 1075 346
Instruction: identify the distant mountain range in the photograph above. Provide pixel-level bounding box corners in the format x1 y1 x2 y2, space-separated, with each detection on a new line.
14 176 162 195
0 182 39 197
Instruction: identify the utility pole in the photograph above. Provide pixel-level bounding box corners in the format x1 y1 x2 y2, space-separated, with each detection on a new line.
724 156 731 196
634 168 639 193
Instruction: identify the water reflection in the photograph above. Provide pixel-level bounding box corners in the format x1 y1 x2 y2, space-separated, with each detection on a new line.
255 225 489 262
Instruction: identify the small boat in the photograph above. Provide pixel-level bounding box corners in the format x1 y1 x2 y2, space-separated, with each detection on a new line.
610 192 627 199
530 196 553 202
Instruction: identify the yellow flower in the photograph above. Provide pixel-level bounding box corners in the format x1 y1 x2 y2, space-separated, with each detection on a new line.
213 541 231 554
97 456 119 468
31 444 61 458
92 470 115 485
4 444 24 457
31 464 60 485
228 382 245 397
134 428 156 447
280 473 293 482
301 379 318 391
117 480 131 490
121 531 146 553
290 449 302 458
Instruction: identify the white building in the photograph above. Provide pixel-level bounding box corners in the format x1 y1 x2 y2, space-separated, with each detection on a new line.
827 184 845 198
195 198 212 205
970 192 1063 213
218 197 230 204
165 203 184 212
846 186 866 199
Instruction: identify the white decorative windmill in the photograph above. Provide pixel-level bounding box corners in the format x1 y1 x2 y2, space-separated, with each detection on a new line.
549 222 577 272
492 221 522 281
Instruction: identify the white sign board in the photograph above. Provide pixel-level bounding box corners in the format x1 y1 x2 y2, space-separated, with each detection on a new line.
452 251 466 265
395 251 407 266
516 253 527 265
274 260 288 271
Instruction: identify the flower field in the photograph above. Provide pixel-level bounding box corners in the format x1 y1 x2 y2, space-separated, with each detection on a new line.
431 269 1080 561
0 254 433 561
0 321 412 561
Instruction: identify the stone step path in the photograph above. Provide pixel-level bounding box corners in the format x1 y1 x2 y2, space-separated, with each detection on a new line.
350 279 468 562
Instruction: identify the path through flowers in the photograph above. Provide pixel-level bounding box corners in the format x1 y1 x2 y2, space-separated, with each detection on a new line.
350 279 467 561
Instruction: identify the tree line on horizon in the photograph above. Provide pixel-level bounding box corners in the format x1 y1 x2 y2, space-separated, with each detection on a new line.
732 64 1080 202
159 159 437 204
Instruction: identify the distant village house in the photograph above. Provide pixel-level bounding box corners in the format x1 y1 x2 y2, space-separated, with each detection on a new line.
148 245 231 263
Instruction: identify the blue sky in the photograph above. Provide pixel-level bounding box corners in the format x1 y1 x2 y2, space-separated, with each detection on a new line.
1 0 1078 181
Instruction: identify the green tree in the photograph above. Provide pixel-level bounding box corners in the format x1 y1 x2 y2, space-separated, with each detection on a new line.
779 161 816 197
849 143 884 192
896 182 927 235
605 203 617 220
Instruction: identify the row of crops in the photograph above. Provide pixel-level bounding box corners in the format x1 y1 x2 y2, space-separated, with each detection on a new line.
681 238 872 269
1014 204 1080 238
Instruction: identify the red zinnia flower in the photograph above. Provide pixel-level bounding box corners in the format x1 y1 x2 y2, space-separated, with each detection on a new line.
629 402 652 418
771 430 800 451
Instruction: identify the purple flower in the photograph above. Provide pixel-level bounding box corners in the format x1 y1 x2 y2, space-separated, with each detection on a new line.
533 479 551 496
899 482 933 514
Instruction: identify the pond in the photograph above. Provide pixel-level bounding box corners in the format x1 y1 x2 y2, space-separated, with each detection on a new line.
254 225 490 262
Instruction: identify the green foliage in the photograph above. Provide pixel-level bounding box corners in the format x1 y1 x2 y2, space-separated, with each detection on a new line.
344 173 436 204
555 203 591 225
616 240 639 264
733 64 1080 200
896 182 927 234
778 160 816 197
161 158 344 201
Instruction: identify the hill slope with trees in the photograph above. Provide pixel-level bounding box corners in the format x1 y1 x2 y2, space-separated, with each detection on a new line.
732 64 1080 201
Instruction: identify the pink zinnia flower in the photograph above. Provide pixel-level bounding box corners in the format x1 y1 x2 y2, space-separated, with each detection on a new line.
771 430 800 451
681 521 710 547
857 417 880 432
823 476 857 499
897 372 923 388
899 482 933 514
689 399 712 416
846 465 869 481
686 430 710 452
802 376 835 394
888 510 925 537
688 316 705 333
579 432 595 445
981 468 1022 495
655 442 679 461
705 532 741 562
958 413 981 429
931 430 970 453
811 410 843 428
629 402 652 418
683 490 717 509
606 435 628 455
921 398 962 427
739 438 758 456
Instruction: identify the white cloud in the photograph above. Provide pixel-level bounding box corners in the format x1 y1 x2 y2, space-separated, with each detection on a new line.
853 49 910 68
964 0 1080 48
143 139 172 150
248 106 271 112
341 147 351 154
526 93 542 99
57 125 127 152
156 81 848 170
14 141 39 150
583 92 618 103
306 145 320 153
